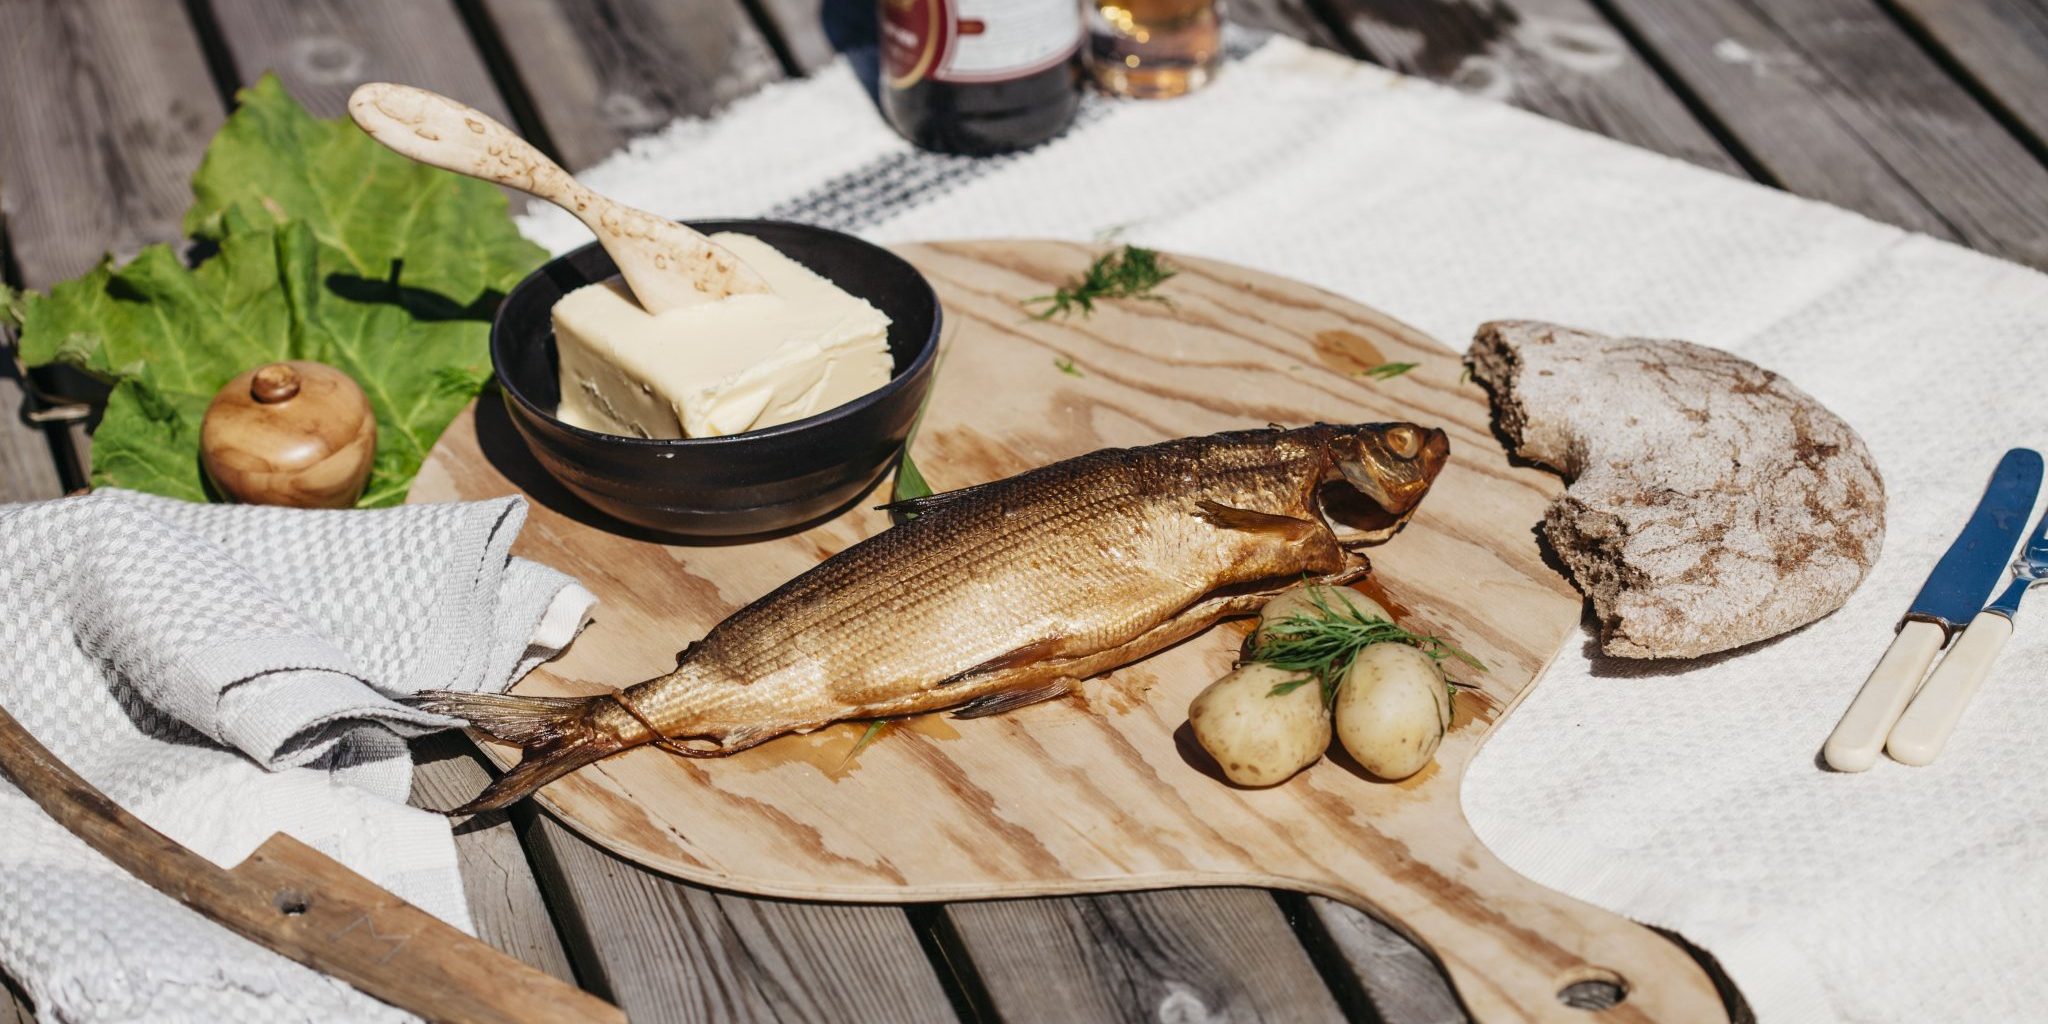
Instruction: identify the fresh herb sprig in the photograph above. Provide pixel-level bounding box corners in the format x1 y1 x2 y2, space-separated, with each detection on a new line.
1024 245 1177 320
838 719 890 772
1250 587 1483 703
1361 361 1418 381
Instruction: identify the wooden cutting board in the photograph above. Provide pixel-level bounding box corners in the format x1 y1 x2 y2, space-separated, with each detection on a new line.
410 240 1724 1022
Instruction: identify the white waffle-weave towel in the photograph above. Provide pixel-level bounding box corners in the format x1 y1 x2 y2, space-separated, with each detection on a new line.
0 489 593 1023
518 33 2048 1023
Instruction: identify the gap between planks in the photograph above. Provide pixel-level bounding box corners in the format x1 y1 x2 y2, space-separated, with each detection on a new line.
469 0 787 172
0 0 1916 1015
1884 0 2048 166
1598 0 2048 268
1315 0 1747 176
434 5 1470 1021
517 809 962 1023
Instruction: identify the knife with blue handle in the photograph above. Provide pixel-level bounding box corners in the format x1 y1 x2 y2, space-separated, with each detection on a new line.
1823 448 2043 772
1888 496 2048 765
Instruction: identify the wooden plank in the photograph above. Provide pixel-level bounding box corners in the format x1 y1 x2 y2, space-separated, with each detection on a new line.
1 970 31 1024
1601 0 2048 268
0 353 64 502
415 242 1721 1022
940 891 1349 1023
0 0 223 289
1306 898 1467 1024
420 10 979 1018
410 734 579 982
1890 0 2048 156
749 0 839 75
205 0 514 122
1231 0 1354 54
1318 0 1745 175
472 0 786 170
519 813 960 1024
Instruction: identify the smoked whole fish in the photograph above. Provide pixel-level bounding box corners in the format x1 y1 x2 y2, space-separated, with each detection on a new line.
417 423 1450 812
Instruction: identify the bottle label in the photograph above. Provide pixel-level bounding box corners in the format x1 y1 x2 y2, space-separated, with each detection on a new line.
883 0 1082 88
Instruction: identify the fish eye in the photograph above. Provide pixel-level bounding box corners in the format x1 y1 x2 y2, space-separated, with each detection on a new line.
1385 425 1421 459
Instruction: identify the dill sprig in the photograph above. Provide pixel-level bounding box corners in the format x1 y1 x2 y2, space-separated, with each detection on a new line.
837 719 890 772
1361 361 1418 381
1054 356 1083 377
1249 587 1484 703
1024 245 1177 320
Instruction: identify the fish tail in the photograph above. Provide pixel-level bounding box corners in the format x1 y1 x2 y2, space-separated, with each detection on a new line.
407 690 626 815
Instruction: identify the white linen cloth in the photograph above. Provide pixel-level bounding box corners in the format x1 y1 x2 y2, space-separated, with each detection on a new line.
519 34 2048 1023
0 489 593 1022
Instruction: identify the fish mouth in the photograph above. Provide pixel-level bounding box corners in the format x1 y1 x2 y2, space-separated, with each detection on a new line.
1318 425 1450 544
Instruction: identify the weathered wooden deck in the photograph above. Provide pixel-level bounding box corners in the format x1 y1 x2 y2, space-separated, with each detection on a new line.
2 1 2044 1020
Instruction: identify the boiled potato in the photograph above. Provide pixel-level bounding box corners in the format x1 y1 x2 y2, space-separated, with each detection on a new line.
1188 663 1330 786
1333 643 1449 780
1259 585 1391 628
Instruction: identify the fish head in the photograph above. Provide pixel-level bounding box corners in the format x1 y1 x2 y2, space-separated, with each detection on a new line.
1318 423 1450 544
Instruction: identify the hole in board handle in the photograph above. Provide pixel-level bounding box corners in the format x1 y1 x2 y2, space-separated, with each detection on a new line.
1556 967 1628 1011
273 890 311 917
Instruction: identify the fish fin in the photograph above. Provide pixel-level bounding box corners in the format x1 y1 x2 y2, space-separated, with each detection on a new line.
958 637 1066 678
951 680 1075 720
876 482 994 516
406 690 624 814
1192 500 1321 541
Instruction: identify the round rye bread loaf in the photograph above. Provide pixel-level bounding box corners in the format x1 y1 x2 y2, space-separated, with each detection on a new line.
1467 321 1885 659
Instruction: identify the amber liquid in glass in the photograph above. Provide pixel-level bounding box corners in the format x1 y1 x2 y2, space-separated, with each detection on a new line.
1087 0 1222 98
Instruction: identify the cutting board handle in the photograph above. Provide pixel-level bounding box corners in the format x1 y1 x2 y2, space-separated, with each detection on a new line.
1306 832 1727 1023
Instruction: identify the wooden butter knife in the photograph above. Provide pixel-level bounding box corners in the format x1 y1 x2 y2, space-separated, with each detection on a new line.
0 702 625 1024
347 81 768 314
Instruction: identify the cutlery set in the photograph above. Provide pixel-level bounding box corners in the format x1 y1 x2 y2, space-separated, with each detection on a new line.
1826 448 2047 771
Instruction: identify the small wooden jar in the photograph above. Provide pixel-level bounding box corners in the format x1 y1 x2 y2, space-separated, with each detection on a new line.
200 361 377 508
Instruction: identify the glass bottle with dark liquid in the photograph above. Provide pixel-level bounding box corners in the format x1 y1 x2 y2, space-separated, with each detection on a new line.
880 0 1084 156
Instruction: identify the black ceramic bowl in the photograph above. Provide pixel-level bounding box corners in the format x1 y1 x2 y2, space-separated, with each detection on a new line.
490 220 941 537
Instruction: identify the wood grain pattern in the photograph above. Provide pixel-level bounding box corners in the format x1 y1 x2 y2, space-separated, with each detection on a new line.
941 890 1349 1023
348 82 773 313
1231 0 1355 54
1 171 68 503
0 950 46 1024
198 360 378 509
410 734 580 985
473 0 785 171
206 0 513 121
1309 897 1468 1023
1601 0 2048 267
749 0 840 74
1889 0 2048 156
0 975 30 1024
0 344 65 503
0 0 223 288
0 700 621 1024
411 240 1725 1021
1319 0 1745 175
520 813 960 1023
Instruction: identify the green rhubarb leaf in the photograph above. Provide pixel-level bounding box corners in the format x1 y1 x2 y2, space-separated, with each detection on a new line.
17 76 545 506
186 73 539 305
0 282 23 330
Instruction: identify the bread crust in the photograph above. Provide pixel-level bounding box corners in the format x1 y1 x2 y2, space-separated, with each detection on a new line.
1468 320 1885 659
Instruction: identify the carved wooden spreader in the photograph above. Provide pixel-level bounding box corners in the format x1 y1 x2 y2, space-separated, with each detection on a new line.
412 240 1728 1022
0 702 624 1024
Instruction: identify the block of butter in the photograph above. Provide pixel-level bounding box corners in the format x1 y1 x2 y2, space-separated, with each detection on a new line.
552 232 893 438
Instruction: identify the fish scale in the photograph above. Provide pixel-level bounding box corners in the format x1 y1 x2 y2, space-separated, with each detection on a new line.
414 423 1451 813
